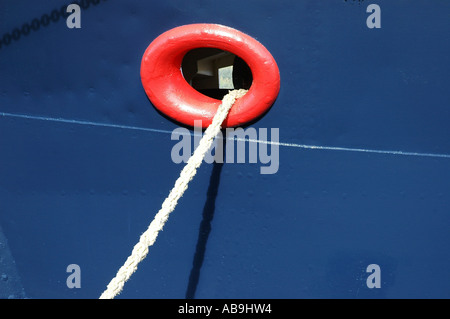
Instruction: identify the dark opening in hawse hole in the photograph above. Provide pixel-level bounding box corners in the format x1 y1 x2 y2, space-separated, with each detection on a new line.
181 48 253 100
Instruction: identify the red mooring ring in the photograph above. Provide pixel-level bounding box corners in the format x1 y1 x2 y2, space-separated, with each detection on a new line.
140 24 280 128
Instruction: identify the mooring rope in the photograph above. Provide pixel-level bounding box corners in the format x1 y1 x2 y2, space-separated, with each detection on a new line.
100 89 248 299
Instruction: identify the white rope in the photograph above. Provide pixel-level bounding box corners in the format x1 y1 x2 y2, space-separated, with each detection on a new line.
100 89 248 299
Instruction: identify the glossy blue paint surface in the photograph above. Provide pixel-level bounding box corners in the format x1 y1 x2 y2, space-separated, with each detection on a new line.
0 0 449 298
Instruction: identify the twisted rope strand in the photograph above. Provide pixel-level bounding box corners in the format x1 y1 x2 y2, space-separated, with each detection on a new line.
100 89 247 299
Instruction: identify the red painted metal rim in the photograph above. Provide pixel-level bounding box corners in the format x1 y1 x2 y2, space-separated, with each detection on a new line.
140 23 280 128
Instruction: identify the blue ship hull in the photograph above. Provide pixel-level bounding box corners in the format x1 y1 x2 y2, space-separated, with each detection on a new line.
0 0 449 298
